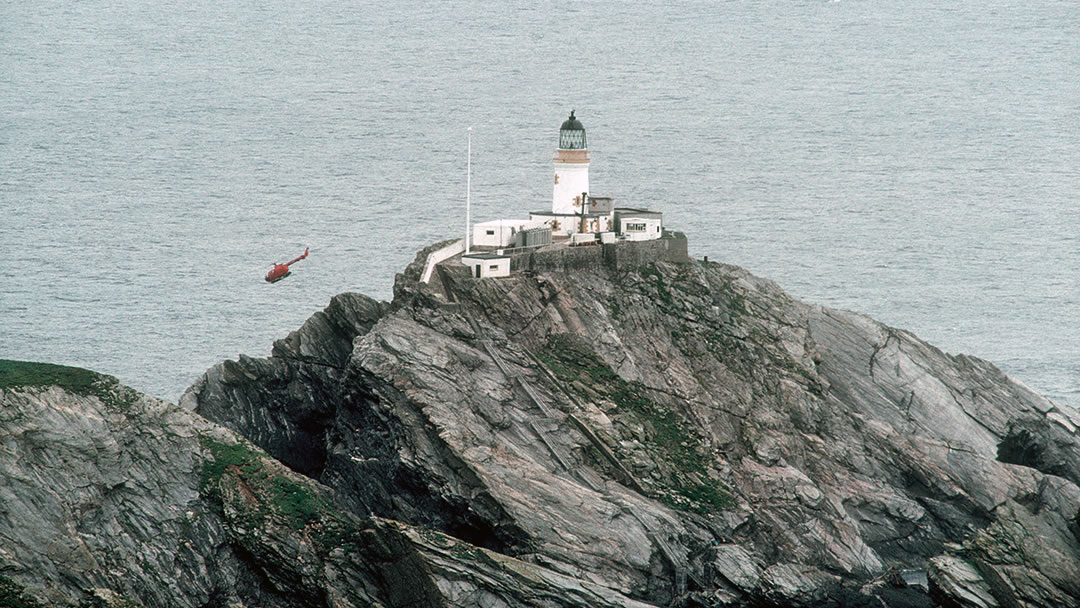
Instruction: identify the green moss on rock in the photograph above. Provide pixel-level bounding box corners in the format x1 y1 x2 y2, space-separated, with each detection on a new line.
199 436 264 499
269 475 325 529
198 434 369 555
0 360 139 410
0 359 106 395
538 335 735 514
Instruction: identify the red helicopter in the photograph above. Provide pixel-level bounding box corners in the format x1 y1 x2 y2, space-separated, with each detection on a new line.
265 247 309 283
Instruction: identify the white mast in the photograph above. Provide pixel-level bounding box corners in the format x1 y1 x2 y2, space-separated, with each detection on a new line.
465 126 473 254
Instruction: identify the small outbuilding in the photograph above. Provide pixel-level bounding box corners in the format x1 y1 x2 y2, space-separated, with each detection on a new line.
473 219 539 248
614 208 663 241
461 252 511 278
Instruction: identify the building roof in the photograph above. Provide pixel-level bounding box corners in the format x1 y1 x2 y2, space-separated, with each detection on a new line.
615 207 663 218
462 252 510 261
475 219 537 228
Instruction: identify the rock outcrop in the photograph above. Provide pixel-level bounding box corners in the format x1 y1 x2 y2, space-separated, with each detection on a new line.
5 237 1079 607
0 362 652 607
179 242 1080 607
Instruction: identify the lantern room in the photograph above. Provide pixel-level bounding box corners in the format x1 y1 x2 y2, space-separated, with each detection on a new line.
558 110 587 150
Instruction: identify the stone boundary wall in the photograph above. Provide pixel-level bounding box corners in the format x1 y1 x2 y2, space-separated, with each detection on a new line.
510 233 689 273
607 233 689 269
513 244 604 272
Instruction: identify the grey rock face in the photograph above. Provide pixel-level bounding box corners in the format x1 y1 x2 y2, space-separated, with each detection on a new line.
2 366 652 607
179 292 385 477
181 246 1080 607
184 245 1080 607
25 239 1075 608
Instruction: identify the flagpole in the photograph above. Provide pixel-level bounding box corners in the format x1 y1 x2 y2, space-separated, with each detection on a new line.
465 126 472 254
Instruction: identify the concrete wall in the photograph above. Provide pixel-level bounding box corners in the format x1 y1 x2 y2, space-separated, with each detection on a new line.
516 243 604 272
606 232 689 269
421 239 465 284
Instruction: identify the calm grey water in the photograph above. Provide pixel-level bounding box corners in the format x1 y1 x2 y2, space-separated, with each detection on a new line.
2 0 1078 407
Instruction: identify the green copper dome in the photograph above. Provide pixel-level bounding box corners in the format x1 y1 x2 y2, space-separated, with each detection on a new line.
558 110 587 149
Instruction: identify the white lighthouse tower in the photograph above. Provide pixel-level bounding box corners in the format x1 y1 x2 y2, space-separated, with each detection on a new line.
552 110 590 215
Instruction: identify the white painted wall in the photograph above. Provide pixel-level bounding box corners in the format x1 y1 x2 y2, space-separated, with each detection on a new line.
420 239 465 284
530 212 613 237
473 220 536 248
475 220 537 248
620 217 663 241
552 162 589 215
462 255 511 278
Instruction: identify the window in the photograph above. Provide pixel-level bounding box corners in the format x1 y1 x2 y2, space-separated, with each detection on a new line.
486 230 495 235
489 265 499 270
626 222 646 232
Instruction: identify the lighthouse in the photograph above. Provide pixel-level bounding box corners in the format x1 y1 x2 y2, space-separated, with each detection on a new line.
449 110 671 281
552 110 590 215
529 111 614 236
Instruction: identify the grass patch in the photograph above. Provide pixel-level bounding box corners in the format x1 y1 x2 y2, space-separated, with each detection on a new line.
269 475 324 529
0 359 103 394
536 334 616 385
538 335 734 514
199 436 264 498
0 360 139 410
199 434 368 551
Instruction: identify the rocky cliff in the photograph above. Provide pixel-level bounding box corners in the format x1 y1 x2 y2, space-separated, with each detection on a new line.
4 239 1080 607
182 240 1080 607
0 361 650 607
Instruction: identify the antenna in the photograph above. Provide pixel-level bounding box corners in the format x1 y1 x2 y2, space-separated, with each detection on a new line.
465 126 473 254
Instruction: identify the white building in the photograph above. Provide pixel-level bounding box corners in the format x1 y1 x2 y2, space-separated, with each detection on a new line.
614 208 663 241
461 252 511 278
472 219 539 248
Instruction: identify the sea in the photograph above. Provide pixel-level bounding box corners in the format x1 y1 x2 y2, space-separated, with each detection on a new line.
1 0 1077 408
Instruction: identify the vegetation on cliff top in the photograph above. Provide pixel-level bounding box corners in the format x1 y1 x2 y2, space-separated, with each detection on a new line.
0 360 138 410
0 360 106 394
